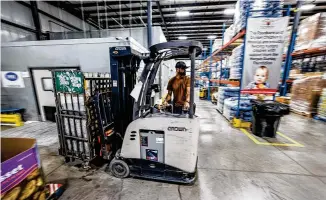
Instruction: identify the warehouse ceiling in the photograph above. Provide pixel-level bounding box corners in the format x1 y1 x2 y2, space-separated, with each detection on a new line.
49 0 326 50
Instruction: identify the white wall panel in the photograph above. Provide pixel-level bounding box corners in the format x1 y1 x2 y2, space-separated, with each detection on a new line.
1 24 36 42
39 13 74 32
37 1 96 31
1 1 34 28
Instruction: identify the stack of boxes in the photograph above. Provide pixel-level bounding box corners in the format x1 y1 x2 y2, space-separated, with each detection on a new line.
290 55 326 74
295 13 326 50
224 24 235 44
251 0 284 17
217 87 240 113
317 88 326 120
233 0 284 34
229 44 244 79
223 97 252 121
290 75 326 114
212 39 223 52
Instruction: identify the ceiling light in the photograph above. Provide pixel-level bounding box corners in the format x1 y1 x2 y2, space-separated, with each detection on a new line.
178 36 187 40
207 35 217 39
224 8 235 15
176 11 190 17
300 4 315 10
202 47 208 51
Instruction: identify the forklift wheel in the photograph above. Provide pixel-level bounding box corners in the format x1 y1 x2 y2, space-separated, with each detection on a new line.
109 158 130 178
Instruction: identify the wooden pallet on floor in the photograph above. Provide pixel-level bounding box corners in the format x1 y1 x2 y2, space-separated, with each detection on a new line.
290 108 314 118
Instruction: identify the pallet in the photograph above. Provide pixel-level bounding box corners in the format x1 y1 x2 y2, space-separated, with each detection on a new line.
290 108 314 118
0 114 23 127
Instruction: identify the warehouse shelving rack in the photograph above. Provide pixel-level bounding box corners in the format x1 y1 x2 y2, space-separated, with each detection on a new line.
200 3 298 127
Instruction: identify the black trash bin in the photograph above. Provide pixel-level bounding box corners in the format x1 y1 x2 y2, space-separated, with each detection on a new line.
251 100 290 138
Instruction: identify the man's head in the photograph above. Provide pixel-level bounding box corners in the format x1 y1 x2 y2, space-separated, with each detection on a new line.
254 66 269 84
175 61 187 76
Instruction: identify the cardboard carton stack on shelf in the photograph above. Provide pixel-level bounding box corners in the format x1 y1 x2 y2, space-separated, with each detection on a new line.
233 0 284 34
283 26 293 54
223 97 252 121
224 24 235 44
295 13 326 51
316 88 326 120
229 44 244 79
217 87 240 113
290 75 326 115
212 39 223 52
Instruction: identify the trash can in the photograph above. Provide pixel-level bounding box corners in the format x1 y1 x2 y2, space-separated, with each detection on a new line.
251 100 290 138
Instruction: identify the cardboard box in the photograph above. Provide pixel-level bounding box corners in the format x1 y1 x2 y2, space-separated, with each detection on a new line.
1 138 49 200
290 76 326 113
296 13 326 50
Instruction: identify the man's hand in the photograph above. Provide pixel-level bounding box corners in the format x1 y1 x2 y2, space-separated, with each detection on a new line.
183 101 190 110
161 101 169 110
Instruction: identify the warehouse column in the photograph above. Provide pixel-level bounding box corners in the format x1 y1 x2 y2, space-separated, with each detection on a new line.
147 0 153 47
30 1 42 40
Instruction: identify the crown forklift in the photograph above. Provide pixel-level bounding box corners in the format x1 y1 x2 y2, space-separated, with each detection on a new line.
108 41 202 184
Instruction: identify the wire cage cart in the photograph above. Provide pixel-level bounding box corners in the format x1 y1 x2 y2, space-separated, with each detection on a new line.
53 70 114 163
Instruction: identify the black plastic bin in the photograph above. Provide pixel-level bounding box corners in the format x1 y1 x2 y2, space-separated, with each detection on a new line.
251 100 290 138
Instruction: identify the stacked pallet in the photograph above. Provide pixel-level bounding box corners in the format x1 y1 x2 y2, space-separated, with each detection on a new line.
290 75 326 117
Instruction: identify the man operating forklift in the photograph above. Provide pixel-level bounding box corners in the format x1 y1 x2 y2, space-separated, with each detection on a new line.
163 61 191 114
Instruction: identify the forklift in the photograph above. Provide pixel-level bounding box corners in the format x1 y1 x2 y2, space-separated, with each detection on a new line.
108 41 203 184
53 40 202 184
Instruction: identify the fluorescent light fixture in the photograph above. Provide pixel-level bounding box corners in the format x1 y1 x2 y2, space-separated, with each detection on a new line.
176 11 190 17
224 8 235 15
300 4 315 10
178 36 187 40
207 35 217 39
203 47 208 51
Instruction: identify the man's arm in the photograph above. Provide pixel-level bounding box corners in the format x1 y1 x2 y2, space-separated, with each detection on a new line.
186 87 190 103
165 90 172 104
164 78 174 105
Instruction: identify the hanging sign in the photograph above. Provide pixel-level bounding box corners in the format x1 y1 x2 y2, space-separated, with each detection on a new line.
54 71 84 94
242 17 289 92
1 71 25 88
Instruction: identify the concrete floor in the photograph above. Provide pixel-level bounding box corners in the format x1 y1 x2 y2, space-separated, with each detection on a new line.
2 100 326 200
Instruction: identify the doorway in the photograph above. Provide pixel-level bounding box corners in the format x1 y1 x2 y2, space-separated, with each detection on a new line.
29 67 80 122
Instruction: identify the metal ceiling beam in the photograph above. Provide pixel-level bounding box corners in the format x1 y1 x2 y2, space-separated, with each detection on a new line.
169 29 224 33
47 1 101 29
171 33 224 37
170 36 215 38
86 6 326 17
156 1 169 40
99 15 303 25
62 1 136 8
100 15 236 24
65 1 238 9
86 7 230 15
99 14 303 22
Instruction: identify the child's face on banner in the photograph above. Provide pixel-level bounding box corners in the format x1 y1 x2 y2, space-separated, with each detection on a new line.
254 68 268 84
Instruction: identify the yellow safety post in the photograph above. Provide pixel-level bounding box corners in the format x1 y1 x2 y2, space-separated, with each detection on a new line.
232 118 251 128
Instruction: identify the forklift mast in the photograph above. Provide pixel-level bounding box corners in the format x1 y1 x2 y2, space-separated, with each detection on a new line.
109 46 148 136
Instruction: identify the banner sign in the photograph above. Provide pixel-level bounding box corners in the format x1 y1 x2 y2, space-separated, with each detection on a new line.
242 17 289 90
1 71 25 88
54 71 84 94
